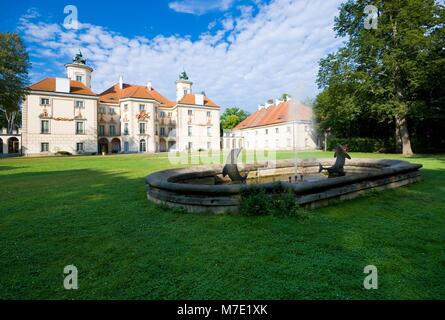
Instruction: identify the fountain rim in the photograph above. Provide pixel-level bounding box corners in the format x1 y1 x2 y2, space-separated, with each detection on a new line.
145 158 422 195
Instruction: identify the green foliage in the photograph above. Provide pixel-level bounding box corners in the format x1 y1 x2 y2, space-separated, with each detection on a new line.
315 0 445 154
220 107 249 130
328 137 392 153
239 182 305 217
0 33 29 132
55 151 73 156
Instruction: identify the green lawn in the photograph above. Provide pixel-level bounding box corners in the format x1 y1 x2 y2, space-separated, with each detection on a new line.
0 151 444 299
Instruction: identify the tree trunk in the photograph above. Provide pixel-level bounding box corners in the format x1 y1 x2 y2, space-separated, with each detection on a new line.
395 119 402 153
396 115 413 156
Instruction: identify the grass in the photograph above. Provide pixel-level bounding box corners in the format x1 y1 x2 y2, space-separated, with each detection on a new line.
0 151 444 299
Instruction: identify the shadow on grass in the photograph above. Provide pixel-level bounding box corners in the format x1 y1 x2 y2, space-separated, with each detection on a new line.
0 165 444 300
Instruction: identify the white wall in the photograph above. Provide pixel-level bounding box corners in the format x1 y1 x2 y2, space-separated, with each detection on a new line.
224 121 317 151
23 93 98 155
176 105 220 151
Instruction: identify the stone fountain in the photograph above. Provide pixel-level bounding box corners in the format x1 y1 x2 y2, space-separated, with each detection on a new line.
146 148 422 213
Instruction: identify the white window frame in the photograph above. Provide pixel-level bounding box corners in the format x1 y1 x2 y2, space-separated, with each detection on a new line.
40 97 50 106
41 142 49 152
75 100 85 109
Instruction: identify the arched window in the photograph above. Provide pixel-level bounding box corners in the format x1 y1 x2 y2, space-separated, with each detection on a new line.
140 139 146 152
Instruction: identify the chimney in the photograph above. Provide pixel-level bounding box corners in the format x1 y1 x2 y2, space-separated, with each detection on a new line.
195 93 204 106
265 99 274 108
119 75 123 90
147 81 152 91
55 78 70 93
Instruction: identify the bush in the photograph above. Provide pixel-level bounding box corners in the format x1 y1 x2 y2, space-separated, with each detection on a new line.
328 137 391 153
239 182 305 217
55 151 72 156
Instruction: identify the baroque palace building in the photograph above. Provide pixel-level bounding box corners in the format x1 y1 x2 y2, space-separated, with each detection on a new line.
21 52 220 156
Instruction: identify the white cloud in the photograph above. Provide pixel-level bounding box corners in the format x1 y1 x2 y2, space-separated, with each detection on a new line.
168 0 235 15
19 0 344 112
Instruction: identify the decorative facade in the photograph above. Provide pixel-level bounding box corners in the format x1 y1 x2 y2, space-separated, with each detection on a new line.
22 52 220 156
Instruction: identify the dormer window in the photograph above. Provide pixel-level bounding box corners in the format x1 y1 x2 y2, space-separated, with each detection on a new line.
40 98 50 106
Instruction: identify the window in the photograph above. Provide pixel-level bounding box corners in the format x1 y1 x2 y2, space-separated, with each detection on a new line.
160 111 165 118
124 104 128 111
160 127 166 137
124 123 129 135
184 89 188 96
188 126 192 137
255 130 258 136
188 142 193 150
168 112 172 118
265 129 269 135
275 128 279 134
207 127 211 137
139 122 146 134
75 100 84 108
207 142 211 149
40 98 50 106
76 75 83 82
287 138 292 148
206 111 211 117
109 107 115 115
41 143 49 152
109 125 116 136
41 120 49 134
124 141 129 152
76 143 84 152
76 122 85 134
286 126 291 133
99 125 105 136
188 110 193 116
139 104 145 111
140 139 146 152
99 106 106 114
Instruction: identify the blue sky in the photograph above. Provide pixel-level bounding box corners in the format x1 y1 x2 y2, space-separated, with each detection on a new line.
2 0 344 111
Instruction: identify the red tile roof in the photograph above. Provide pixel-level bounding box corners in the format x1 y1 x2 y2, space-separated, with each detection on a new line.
99 83 176 107
28 78 96 96
235 100 313 130
178 94 219 108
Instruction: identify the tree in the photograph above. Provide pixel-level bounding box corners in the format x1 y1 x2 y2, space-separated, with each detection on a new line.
220 107 249 130
316 0 445 155
0 33 29 133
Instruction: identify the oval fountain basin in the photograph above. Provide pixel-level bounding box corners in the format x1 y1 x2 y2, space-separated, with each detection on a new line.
145 158 422 214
